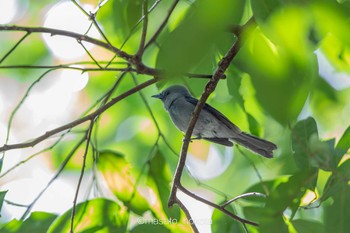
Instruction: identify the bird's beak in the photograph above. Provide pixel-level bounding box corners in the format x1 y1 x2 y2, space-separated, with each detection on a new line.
152 93 163 99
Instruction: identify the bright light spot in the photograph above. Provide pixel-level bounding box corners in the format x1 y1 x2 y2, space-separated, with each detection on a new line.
43 1 100 60
25 87 73 125
177 191 213 233
0 0 18 24
186 145 233 180
316 49 350 90
0 123 22 175
1 177 76 220
56 67 89 92
301 189 317 206
0 95 3 116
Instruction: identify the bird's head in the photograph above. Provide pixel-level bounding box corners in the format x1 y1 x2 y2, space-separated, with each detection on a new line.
152 85 190 110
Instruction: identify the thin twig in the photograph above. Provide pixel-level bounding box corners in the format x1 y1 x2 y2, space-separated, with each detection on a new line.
221 192 266 208
0 25 137 66
119 0 161 50
0 32 30 64
175 197 200 233
70 121 94 233
0 78 158 153
144 0 180 50
0 130 71 179
0 64 134 73
5 68 58 148
136 0 149 57
177 185 258 226
20 137 86 220
77 40 102 69
239 147 270 195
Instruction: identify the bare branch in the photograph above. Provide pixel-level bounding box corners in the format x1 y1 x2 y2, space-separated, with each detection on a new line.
0 78 158 153
70 121 94 233
144 0 180 50
20 136 86 220
0 32 30 64
221 192 266 208
136 0 149 57
177 185 258 226
0 25 136 65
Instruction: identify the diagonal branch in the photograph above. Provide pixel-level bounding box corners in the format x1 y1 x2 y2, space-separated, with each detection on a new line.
144 0 180 50
136 0 149 57
0 32 30 64
0 78 158 153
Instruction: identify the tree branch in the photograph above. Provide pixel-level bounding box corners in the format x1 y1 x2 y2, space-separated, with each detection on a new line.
144 0 180 50
0 78 157 153
168 18 257 227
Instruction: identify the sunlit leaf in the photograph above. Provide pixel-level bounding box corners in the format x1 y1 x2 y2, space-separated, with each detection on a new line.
258 171 317 232
48 198 128 233
147 151 180 220
235 22 315 124
97 150 149 215
0 190 7 218
0 212 57 233
322 159 350 203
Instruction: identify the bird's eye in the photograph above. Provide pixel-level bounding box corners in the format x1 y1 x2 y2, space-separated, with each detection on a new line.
163 91 169 96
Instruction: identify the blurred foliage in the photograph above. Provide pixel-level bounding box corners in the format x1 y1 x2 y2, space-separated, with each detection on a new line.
0 0 350 233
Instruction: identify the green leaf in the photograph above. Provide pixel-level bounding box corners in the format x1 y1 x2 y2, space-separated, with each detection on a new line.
292 117 318 170
48 198 128 233
291 219 324 233
292 117 340 171
212 206 245 233
156 0 244 77
246 113 261 138
147 151 180 220
131 224 171 233
244 179 286 204
324 184 350 233
235 28 315 125
260 215 288 233
0 190 7 218
251 0 281 22
227 72 244 110
322 159 350 202
0 212 57 233
266 172 311 216
259 171 317 232
97 150 149 215
336 126 350 153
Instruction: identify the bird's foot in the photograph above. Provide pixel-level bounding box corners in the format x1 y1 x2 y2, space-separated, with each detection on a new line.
182 136 201 143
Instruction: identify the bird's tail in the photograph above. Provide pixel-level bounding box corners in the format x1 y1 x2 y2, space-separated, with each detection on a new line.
232 132 277 158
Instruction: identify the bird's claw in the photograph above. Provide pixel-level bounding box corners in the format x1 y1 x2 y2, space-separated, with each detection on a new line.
182 136 201 143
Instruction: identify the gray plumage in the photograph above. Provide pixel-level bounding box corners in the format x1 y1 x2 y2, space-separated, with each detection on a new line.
152 85 277 158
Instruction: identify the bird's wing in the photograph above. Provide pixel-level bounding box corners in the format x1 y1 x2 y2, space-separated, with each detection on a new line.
185 96 241 133
203 137 233 146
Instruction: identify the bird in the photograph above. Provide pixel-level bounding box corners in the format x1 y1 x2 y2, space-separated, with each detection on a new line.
152 85 277 158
